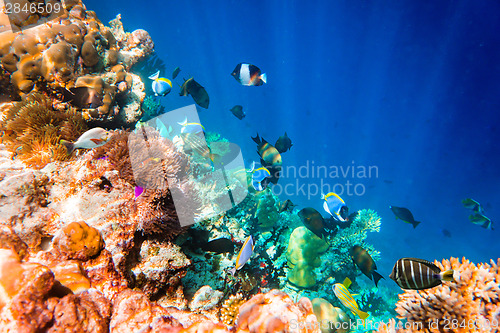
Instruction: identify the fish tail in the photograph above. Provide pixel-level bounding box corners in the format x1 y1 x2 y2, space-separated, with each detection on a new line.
178 117 188 127
60 140 75 155
251 133 261 144
260 73 267 84
372 271 385 287
441 269 454 282
357 309 369 323
412 220 421 228
148 70 160 80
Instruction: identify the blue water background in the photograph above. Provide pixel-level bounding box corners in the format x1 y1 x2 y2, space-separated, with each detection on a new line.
85 0 500 278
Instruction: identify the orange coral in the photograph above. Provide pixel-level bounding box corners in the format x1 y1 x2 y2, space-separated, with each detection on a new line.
376 257 500 333
236 289 320 333
53 221 104 260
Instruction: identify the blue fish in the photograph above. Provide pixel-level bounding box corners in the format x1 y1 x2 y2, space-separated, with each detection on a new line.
148 70 172 96
323 192 347 222
249 162 271 191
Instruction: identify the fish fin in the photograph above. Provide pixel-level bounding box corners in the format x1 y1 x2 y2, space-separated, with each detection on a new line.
372 271 385 287
148 70 160 80
60 140 75 155
251 133 261 144
412 220 421 228
342 277 352 288
90 138 103 144
440 269 454 282
260 73 267 84
252 180 263 191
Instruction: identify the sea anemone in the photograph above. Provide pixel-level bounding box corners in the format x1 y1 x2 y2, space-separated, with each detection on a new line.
0 92 87 168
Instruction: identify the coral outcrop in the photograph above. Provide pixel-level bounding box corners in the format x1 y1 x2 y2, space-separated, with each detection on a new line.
236 289 320 333
375 257 500 333
0 2 151 126
286 226 329 288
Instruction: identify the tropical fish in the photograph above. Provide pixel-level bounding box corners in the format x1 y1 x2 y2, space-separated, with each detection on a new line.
298 207 326 238
389 206 421 228
181 132 219 167
349 245 384 287
275 132 293 153
469 213 493 230
390 258 454 290
60 128 112 154
180 77 209 109
230 105 246 120
178 118 205 134
201 238 235 254
252 133 282 184
65 87 103 109
172 67 181 80
323 192 348 222
333 277 369 323
248 162 271 191
231 63 267 86
441 228 451 237
148 70 172 96
229 235 254 275
278 199 296 213
462 198 484 214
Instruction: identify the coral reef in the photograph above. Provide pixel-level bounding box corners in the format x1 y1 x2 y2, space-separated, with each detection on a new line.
0 3 151 126
236 289 320 333
375 257 500 333
286 226 329 288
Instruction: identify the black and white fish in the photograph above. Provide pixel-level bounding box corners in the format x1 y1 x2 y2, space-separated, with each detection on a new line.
390 258 454 290
231 63 267 86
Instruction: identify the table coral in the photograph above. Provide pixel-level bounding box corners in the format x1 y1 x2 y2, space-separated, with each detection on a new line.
236 289 321 333
375 257 500 333
286 226 329 288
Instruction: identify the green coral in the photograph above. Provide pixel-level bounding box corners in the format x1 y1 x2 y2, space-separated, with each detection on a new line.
255 190 280 228
141 95 163 121
286 226 329 288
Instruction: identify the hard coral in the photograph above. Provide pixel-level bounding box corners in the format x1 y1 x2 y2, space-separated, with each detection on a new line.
0 249 54 331
236 289 320 333
286 226 329 288
0 92 87 168
376 257 500 333
220 293 246 327
53 221 104 260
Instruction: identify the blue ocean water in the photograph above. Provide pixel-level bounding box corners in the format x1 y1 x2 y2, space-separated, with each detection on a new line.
86 0 500 279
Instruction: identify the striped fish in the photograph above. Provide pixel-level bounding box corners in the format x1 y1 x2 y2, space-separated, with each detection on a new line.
333 277 369 323
389 258 454 290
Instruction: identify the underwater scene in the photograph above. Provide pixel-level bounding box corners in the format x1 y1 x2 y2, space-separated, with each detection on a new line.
0 0 499 332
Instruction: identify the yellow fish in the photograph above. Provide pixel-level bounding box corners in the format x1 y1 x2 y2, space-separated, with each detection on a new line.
333 277 369 323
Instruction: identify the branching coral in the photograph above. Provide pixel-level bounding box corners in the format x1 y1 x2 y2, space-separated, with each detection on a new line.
0 92 87 168
375 257 500 333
